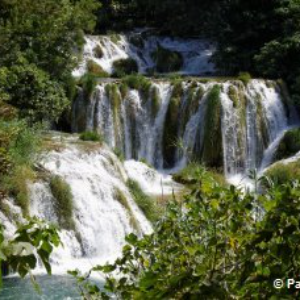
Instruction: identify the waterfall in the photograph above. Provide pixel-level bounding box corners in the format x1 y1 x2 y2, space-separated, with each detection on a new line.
73 79 293 179
8 142 153 274
73 33 215 77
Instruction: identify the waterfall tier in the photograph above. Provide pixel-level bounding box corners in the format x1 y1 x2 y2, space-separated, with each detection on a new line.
73 33 215 77
72 79 293 177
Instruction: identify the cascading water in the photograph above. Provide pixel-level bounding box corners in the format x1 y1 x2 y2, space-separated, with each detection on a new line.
73 32 215 77
73 79 294 181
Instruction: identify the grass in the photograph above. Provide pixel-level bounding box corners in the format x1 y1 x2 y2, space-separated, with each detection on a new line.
127 179 160 224
79 131 103 142
78 73 98 98
112 58 138 78
50 175 75 231
114 188 139 232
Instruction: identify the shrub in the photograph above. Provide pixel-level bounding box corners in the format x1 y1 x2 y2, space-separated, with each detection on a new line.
123 75 152 97
79 131 103 142
265 160 300 185
151 45 183 73
50 175 75 231
2 64 69 122
86 59 109 77
173 163 226 186
238 72 251 86
127 179 160 223
112 58 138 77
78 73 98 98
274 129 300 161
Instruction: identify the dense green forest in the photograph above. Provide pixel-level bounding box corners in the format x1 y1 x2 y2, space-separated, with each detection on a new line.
1 0 300 298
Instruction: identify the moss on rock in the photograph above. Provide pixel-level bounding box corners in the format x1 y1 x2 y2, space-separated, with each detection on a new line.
201 85 223 169
112 58 138 77
162 82 183 168
87 59 109 77
151 45 183 73
274 128 300 161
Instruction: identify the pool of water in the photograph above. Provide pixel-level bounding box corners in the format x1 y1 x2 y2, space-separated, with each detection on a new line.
0 275 95 299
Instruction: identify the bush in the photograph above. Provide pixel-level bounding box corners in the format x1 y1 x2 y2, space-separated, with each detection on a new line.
265 160 300 185
78 73 98 98
274 129 300 161
50 175 75 231
127 179 160 223
112 58 138 77
79 131 103 142
86 59 109 77
151 45 183 73
75 172 300 299
173 163 226 186
122 75 152 97
238 72 251 86
1 64 70 123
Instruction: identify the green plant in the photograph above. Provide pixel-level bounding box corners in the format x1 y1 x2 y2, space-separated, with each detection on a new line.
71 173 300 299
49 175 75 231
173 163 226 186
112 58 138 77
237 72 252 86
115 188 139 232
87 59 109 77
113 148 125 162
79 131 103 142
122 75 152 97
151 45 183 73
274 128 300 161
228 85 239 107
201 85 223 168
127 179 160 223
79 73 98 98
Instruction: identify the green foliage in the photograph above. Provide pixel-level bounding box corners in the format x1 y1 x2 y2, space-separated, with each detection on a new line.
72 173 300 299
114 188 139 232
0 0 100 79
237 72 252 86
162 82 183 167
127 179 160 223
202 85 223 169
87 60 109 77
0 218 61 287
0 120 41 215
228 85 239 107
265 160 300 185
173 163 226 186
79 131 103 142
151 46 183 73
113 148 125 162
0 63 69 123
274 129 300 161
79 73 98 98
122 75 152 97
112 58 139 77
49 176 75 231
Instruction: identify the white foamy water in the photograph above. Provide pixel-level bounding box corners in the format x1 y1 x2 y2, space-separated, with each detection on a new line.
73 33 215 77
